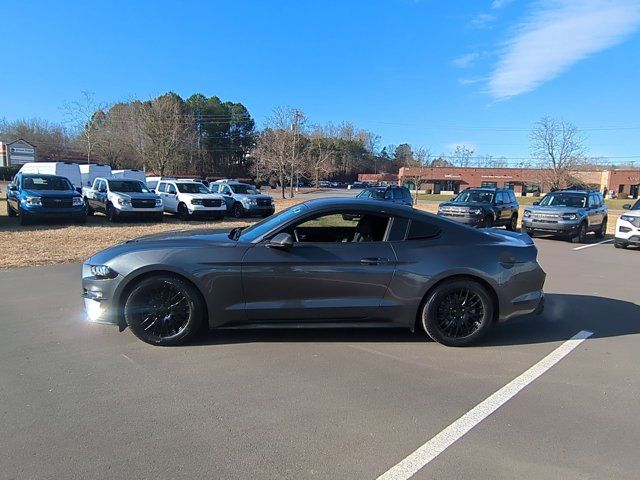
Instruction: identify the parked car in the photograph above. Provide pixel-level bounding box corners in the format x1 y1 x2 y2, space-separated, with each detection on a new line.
356 186 414 206
18 162 83 192
437 188 519 230
521 189 608 243
6 173 86 225
347 182 364 190
156 179 226 220
80 164 112 188
83 177 163 222
317 180 331 188
614 199 640 249
81 198 545 347
210 180 275 218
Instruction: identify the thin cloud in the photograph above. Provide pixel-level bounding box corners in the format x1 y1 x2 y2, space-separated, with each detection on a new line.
491 0 514 8
472 13 497 29
453 52 481 68
489 0 640 99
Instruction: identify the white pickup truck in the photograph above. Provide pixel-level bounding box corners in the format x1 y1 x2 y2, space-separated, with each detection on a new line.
83 177 164 222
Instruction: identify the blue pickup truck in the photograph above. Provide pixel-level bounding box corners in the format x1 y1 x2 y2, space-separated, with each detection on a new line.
6 173 87 225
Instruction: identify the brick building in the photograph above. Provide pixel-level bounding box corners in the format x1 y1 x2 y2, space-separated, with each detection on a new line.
396 166 640 198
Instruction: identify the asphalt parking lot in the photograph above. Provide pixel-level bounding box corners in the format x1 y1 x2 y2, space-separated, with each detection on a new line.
1 237 639 479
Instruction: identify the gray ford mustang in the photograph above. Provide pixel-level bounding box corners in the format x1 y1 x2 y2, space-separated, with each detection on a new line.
82 198 545 347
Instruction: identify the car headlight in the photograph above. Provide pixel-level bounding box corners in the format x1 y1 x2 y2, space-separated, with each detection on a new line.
24 196 42 206
191 198 203 205
117 197 131 207
469 208 483 215
523 210 532 217
72 197 85 206
620 215 640 227
242 198 257 206
562 213 578 221
90 265 118 279
154 198 163 207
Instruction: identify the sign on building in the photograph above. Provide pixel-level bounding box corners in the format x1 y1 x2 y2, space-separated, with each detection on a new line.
0 139 36 166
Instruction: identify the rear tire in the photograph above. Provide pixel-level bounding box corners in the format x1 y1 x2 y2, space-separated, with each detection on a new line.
506 214 518 231
421 279 494 347
123 275 204 346
595 217 607 239
571 222 587 243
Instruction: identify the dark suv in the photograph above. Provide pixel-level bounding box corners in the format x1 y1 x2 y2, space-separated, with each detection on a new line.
356 186 413 206
521 189 608 243
437 187 519 229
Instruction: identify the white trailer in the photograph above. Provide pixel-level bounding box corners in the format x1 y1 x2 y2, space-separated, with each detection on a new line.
18 162 82 190
79 164 112 187
111 169 146 183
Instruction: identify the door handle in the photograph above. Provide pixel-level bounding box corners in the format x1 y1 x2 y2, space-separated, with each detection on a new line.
360 257 389 265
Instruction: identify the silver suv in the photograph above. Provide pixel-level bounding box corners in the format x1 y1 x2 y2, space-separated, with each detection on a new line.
521 189 608 243
210 180 275 218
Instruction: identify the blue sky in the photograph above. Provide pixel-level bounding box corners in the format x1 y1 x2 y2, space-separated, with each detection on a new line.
2 0 640 164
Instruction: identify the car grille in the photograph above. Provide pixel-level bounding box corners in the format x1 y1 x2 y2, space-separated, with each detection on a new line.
257 198 272 207
532 213 560 223
131 199 156 208
202 199 223 207
41 198 73 208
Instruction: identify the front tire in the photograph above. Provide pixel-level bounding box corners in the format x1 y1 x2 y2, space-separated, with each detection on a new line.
614 239 627 249
480 215 493 228
571 222 587 243
17 204 30 225
421 279 494 347
85 198 94 216
177 202 189 221
232 203 245 218
106 203 119 222
123 275 204 346
7 201 16 217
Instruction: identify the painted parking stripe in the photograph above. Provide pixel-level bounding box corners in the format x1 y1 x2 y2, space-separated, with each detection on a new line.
573 239 613 251
376 330 594 480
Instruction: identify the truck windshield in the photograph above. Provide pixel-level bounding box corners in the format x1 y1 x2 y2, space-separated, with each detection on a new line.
358 188 386 199
231 184 259 195
22 176 73 191
453 190 494 203
177 183 209 194
539 193 586 208
108 180 149 193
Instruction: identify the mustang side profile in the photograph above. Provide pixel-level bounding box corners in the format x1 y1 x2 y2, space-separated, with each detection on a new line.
82 198 545 347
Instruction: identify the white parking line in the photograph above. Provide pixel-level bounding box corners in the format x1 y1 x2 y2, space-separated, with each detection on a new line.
376 330 594 480
573 239 613 251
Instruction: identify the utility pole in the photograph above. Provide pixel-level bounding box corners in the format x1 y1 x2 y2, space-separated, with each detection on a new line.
290 109 302 198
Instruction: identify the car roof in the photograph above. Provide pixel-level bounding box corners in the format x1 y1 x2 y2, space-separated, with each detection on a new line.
300 197 420 215
550 190 591 194
21 173 66 179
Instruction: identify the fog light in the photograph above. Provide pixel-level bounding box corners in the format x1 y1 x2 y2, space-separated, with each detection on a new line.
84 298 104 322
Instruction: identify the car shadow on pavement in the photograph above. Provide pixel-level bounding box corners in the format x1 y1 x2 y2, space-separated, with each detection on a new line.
190 293 639 347
482 293 640 347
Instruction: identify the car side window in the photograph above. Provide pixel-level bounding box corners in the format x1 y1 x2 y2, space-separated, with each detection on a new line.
406 219 441 240
289 211 391 243
403 188 412 200
495 192 504 204
167 184 176 194
157 182 166 193
508 191 516 203
211 184 219 193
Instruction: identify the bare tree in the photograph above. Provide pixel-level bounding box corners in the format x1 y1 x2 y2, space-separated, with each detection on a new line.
251 128 291 198
530 117 585 190
400 146 431 204
305 129 334 187
451 145 475 167
63 91 109 164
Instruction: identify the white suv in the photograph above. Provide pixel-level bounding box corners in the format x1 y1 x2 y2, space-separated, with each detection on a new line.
156 180 227 220
615 199 640 249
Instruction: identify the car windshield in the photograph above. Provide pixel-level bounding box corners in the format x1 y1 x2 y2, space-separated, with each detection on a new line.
358 188 386 199
453 190 494 203
630 199 640 210
108 180 149 193
230 184 259 195
238 204 309 242
21 176 73 191
539 193 587 208
177 182 209 194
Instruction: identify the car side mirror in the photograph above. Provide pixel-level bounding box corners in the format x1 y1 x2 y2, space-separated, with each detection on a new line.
623 204 631 209
533 201 539 205
496 200 504 205
267 232 294 250
150 189 155 193
8 184 17 191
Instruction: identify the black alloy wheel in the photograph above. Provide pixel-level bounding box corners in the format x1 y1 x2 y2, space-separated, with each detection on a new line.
124 275 204 346
232 203 245 218
507 214 518 231
481 215 493 228
17 204 29 225
421 279 493 347
7 201 16 217
178 203 190 221
107 203 118 222
571 222 587 243
85 198 94 216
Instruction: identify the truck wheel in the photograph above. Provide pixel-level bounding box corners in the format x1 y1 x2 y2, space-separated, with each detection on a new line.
106 203 119 222
232 203 245 218
18 204 30 225
7 201 16 217
177 203 190 221
84 198 94 216
480 215 493 228
595 217 607 239
506 214 518 231
521 226 534 237
614 239 627 249
571 222 587 243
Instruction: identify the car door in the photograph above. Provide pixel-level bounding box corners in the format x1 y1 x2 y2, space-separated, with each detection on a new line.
220 185 235 209
241 210 397 322
93 180 108 212
494 191 506 223
163 183 179 212
6 175 19 211
587 194 599 228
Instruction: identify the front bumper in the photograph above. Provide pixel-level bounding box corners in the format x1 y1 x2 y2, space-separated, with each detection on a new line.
188 205 227 217
115 206 164 218
437 213 484 226
615 220 640 242
521 218 580 234
21 204 86 220
82 264 120 325
244 205 275 216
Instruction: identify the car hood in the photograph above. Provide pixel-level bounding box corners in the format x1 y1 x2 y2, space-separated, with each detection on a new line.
439 201 488 208
112 192 159 200
621 210 640 217
526 205 584 214
22 189 80 198
184 193 223 200
85 228 238 265
235 193 272 200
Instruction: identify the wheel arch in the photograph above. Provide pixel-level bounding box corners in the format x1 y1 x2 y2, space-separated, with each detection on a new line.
414 273 500 331
114 268 210 331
